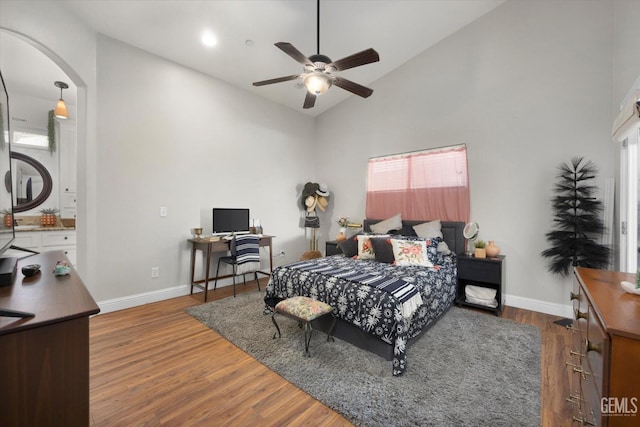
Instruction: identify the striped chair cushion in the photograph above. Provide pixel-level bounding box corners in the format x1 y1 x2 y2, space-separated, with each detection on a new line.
234 235 260 264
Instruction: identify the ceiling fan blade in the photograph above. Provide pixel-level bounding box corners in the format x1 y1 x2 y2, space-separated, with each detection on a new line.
334 77 374 98
303 91 317 109
328 48 379 71
275 42 313 66
252 74 300 86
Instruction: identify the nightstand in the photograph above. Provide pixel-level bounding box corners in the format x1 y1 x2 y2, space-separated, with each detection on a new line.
325 241 342 256
456 255 505 315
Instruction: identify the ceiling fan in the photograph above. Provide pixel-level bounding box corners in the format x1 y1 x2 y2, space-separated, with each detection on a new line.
252 0 380 109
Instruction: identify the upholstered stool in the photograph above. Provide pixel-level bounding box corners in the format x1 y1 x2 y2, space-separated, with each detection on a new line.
272 296 336 357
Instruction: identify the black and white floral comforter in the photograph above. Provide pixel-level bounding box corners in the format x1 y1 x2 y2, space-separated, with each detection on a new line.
264 254 457 376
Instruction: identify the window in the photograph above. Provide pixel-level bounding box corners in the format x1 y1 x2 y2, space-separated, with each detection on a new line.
366 145 470 223
12 130 48 149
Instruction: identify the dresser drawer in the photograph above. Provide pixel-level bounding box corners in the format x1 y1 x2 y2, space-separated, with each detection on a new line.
42 232 76 247
581 379 601 427
586 306 609 398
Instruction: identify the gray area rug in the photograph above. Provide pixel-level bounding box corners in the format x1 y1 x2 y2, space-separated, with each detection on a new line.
186 291 541 426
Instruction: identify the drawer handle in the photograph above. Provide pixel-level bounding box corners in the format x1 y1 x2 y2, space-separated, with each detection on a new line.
64 236 68 240
570 291 579 301
572 366 592 378
585 339 602 353
567 361 592 377
574 309 588 320
572 416 595 426
566 393 582 406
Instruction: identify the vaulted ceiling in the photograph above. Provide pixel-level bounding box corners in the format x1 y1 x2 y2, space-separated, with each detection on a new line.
1 1 505 116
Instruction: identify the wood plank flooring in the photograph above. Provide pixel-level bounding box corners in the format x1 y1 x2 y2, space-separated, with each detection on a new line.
90 280 574 426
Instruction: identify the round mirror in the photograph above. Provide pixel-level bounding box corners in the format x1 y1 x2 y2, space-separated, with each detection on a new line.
4 152 53 213
463 222 479 240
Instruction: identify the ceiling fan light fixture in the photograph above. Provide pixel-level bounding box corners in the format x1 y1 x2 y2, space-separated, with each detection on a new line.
304 72 332 96
53 81 69 119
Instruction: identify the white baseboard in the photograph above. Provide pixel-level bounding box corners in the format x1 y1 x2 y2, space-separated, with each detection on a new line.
97 285 573 318
96 284 192 314
505 293 573 318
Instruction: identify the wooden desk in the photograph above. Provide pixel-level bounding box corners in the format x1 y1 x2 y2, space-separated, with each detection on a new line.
0 251 100 427
189 235 274 301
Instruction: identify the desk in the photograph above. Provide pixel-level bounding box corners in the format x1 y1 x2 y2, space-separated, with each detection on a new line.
0 251 100 426
189 235 274 301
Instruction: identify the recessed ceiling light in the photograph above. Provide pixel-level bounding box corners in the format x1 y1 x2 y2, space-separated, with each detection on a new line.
245 39 254 47
201 31 217 47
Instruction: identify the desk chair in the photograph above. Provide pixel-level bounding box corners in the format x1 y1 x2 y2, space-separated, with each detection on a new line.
214 235 261 297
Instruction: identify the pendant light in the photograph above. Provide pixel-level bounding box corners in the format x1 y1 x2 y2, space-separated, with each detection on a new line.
54 81 69 119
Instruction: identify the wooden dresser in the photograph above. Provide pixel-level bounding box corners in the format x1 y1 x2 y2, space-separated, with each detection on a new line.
569 268 640 426
0 251 99 426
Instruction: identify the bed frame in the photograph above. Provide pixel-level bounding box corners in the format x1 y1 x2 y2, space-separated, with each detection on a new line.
314 219 465 361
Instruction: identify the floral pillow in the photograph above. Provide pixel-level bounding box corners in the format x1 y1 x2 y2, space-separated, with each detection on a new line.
390 238 433 267
356 234 389 259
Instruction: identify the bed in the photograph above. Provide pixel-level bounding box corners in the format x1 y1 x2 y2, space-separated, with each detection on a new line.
264 219 465 376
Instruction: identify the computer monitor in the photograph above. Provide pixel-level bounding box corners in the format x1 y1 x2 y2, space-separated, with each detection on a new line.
212 208 250 236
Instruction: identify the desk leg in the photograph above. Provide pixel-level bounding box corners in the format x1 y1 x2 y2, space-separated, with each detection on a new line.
268 240 273 273
190 243 196 295
204 246 212 302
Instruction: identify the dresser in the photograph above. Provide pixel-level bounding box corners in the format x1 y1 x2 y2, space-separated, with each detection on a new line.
568 268 640 426
0 251 99 426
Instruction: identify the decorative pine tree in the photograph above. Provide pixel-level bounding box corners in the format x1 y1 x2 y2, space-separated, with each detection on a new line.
541 157 610 276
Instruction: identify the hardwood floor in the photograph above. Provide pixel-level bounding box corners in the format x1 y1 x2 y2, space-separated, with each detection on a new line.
90 280 574 426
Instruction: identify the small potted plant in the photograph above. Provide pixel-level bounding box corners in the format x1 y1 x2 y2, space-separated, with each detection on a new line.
474 240 486 258
39 208 59 227
1 208 13 228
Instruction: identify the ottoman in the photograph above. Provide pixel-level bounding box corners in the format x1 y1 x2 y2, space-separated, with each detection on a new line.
272 296 336 357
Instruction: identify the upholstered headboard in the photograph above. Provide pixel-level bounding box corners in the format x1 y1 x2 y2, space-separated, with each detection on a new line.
363 219 466 256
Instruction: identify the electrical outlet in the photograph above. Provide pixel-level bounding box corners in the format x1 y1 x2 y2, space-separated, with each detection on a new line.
159 207 168 217
151 267 159 278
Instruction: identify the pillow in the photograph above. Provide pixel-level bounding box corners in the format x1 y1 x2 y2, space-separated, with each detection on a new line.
338 234 359 258
390 238 433 267
369 214 402 234
437 241 451 255
413 220 443 239
370 237 395 263
356 234 377 259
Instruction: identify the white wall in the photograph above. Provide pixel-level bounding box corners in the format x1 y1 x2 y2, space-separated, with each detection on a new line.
1 0 99 290
316 0 618 315
611 1 640 270
2 1 639 315
94 35 315 302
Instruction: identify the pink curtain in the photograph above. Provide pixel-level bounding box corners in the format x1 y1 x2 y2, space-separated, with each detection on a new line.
366 145 470 223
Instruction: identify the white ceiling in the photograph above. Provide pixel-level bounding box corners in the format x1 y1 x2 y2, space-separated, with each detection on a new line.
1 0 505 117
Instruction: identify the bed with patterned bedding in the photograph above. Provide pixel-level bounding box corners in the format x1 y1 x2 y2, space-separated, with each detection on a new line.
264 219 465 376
